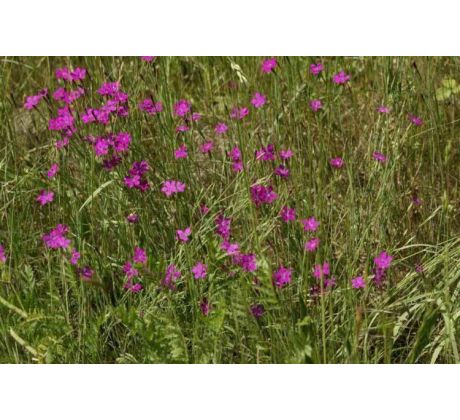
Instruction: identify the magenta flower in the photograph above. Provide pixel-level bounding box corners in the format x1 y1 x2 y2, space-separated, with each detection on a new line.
161 180 186 197
280 149 293 160
126 213 139 223
250 304 265 319
70 248 81 265
310 99 322 112
24 88 48 110
230 107 249 120
199 298 211 316
280 206 296 222
215 214 231 239
412 195 422 206
0 244 7 264
233 253 257 272
192 112 201 121
163 264 181 289
351 276 365 289
42 224 71 249
214 122 228 134
174 99 191 117
332 70 350 84
200 141 214 154
374 251 393 270
192 261 207 279
408 114 423 126
176 124 190 133
313 262 330 280
36 190 54 206
273 266 293 288
377 105 390 113
47 163 59 178
274 165 289 178
78 266 94 280
329 157 344 168
140 56 156 62
123 261 139 280
255 144 275 161
250 184 278 206
304 237 320 252
139 98 163 114
220 240 240 256
301 217 320 232
372 151 387 163
200 204 210 215
310 63 324 76
176 227 192 242
261 57 277 73
174 144 188 159
94 138 110 156
251 92 266 108
133 247 147 265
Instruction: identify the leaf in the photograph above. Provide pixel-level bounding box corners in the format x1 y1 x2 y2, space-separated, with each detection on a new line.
78 180 114 213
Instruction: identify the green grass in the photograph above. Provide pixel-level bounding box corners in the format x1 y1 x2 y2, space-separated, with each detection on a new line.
0 56 459 363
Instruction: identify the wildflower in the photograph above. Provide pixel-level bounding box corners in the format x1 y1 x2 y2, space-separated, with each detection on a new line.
199 298 211 316
232 161 243 172
161 180 186 197
372 151 387 163
192 261 207 279
200 204 210 215
163 264 181 289
351 276 365 289
313 262 330 279
280 149 293 160
176 227 192 242
377 105 390 113
42 224 71 249
214 122 228 134
0 244 7 264
174 99 191 117
94 138 110 156
250 184 278 206
324 277 337 288
126 213 139 223
408 114 423 126
215 214 231 239
301 217 320 232
176 124 190 133
200 141 214 153
79 266 94 280
255 144 275 161
139 98 163 114
97 81 120 96
274 165 289 178
261 57 277 73
220 240 240 256
114 132 132 153
47 163 59 178
310 63 324 76
228 146 241 162
273 266 293 288
251 92 266 108
36 190 54 206
329 157 344 168
192 112 201 121
305 237 320 252
374 251 393 270
280 206 296 222
310 99 322 112
133 247 147 265
129 283 143 293
69 248 81 265
233 253 257 272
141 56 156 62
412 195 422 206
24 88 48 110
230 107 249 120
332 70 350 84
125 161 150 192
250 304 265 319
415 263 424 273
123 261 139 280
174 144 188 159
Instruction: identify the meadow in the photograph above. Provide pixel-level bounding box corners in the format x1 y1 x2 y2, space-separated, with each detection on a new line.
0 56 459 363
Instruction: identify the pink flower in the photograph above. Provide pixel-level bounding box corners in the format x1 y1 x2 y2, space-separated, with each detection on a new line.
174 144 188 159
192 112 201 121
139 98 163 114
310 63 324 76
114 132 132 153
133 247 147 265
200 141 214 153
332 70 350 85
250 184 278 206
78 266 94 280
280 149 293 160
36 190 54 206
176 227 192 242
280 206 296 222
47 163 59 178
199 298 211 316
220 241 240 256
313 262 330 279
255 144 275 161
374 251 393 270
408 114 423 126
192 261 207 279
42 224 71 249
0 244 7 264
310 99 322 112
351 276 365 289
273 266 293 288
161 180 186 197
261 57 277 73
250 304 265 318
123 262 139 280
230 107 249 120
163 264 181 289
94 138 110 156
301 217 320 232
377 105 390 113
329 157 344 168
70 248 81 265
174 99 191 117
141 56 156 62
176 124 190 132
24 88 48 110
305 238 320 252
372 151 387 163
274 165 289 178
126 213 139 223
214 122 228 134
251 92 266 108
233 253 257 272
